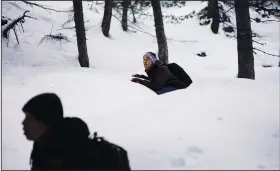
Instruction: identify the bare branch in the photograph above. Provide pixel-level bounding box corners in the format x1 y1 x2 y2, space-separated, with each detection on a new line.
258 19 280 23
25 15 38 20
38 33 71 46
223 19 265 39
62 13 74 29
251 17 280 23
127 28 137 33
223 22 237 29
2 10 35 40
20 22 24 33
252 39 266 46
112 13 197 43
224 33 266 46
56 26 76 31
224 6 235 14
16 24 22 33
21 0 73 13
13 27 19 44
253 48 280 57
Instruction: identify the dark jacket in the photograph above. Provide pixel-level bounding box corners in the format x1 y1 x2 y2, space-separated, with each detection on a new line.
30 117 92 170
138 60 186 91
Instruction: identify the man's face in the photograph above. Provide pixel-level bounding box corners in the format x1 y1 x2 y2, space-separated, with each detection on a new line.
143 56 153 69
22 113 48 141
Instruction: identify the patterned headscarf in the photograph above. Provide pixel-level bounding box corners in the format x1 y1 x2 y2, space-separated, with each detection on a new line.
144 52 157 64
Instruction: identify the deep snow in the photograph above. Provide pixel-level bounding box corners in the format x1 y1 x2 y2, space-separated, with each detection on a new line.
1 1 279 170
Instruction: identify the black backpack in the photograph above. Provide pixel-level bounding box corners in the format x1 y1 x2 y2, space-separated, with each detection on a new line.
87 132 131 170
167 63 193 88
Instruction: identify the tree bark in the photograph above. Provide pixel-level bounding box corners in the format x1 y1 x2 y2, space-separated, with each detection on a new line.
2 18 8 26
73 0 89 67
151 0 169 64
122 0 129 31
101 0 113 37
207 0 220 34
130 2 137 23
235 0 255 79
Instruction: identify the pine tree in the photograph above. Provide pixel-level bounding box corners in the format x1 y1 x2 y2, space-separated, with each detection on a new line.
73 1 89 67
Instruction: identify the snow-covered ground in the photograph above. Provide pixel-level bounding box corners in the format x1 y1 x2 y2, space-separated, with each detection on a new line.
1 1 279 170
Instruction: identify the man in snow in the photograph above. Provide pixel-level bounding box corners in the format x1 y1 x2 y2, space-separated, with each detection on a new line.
22 93 92 170
131 52 187 94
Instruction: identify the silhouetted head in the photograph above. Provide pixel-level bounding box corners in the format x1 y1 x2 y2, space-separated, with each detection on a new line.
22 93 64 141
143 52 157 69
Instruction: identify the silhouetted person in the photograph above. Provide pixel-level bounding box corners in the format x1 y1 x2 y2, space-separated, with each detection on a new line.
22 93 131 170
22 93 91 170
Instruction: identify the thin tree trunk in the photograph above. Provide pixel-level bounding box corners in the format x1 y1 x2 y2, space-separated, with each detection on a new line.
207 0 220 34
235 0 255 79
101 0 113 37
122 0 129 31
130 2 136 23
73 0 89 67
151 0 168 64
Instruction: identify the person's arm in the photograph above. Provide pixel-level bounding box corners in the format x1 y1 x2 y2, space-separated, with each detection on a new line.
139 67 169 91
132 74 149 80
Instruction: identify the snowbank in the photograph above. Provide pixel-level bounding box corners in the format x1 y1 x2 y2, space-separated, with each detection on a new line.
1 1 279 170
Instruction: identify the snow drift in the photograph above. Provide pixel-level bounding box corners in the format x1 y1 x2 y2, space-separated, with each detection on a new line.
1 1 279 170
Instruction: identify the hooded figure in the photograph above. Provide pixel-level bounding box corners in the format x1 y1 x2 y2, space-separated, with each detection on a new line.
22 93 91 170
131 52 186 92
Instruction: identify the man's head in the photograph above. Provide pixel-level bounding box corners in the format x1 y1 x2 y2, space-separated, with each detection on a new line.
22 93 64 141
143 52 157 69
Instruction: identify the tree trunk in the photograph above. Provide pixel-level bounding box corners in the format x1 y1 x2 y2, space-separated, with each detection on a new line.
234 0 255 80
151 0 169 64
2 18 8 26
207 0 220 34
130 2 137 23
101 0 113 37
73 0 89 68
122 0 129 31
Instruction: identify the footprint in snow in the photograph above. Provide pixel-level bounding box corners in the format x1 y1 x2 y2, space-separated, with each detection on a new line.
186 146 203 155
183 146 204 168
257 165 266 170
170 157 186 168
40 15 52 23
217 117 223 121
272 133 279 139
265 153 271 157
169 146 203 168
23 40 30 45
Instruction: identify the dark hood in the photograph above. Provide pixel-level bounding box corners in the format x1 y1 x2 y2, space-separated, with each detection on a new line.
22 93 64 128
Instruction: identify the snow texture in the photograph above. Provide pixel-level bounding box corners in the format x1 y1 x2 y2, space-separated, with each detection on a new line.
1 1 279 170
